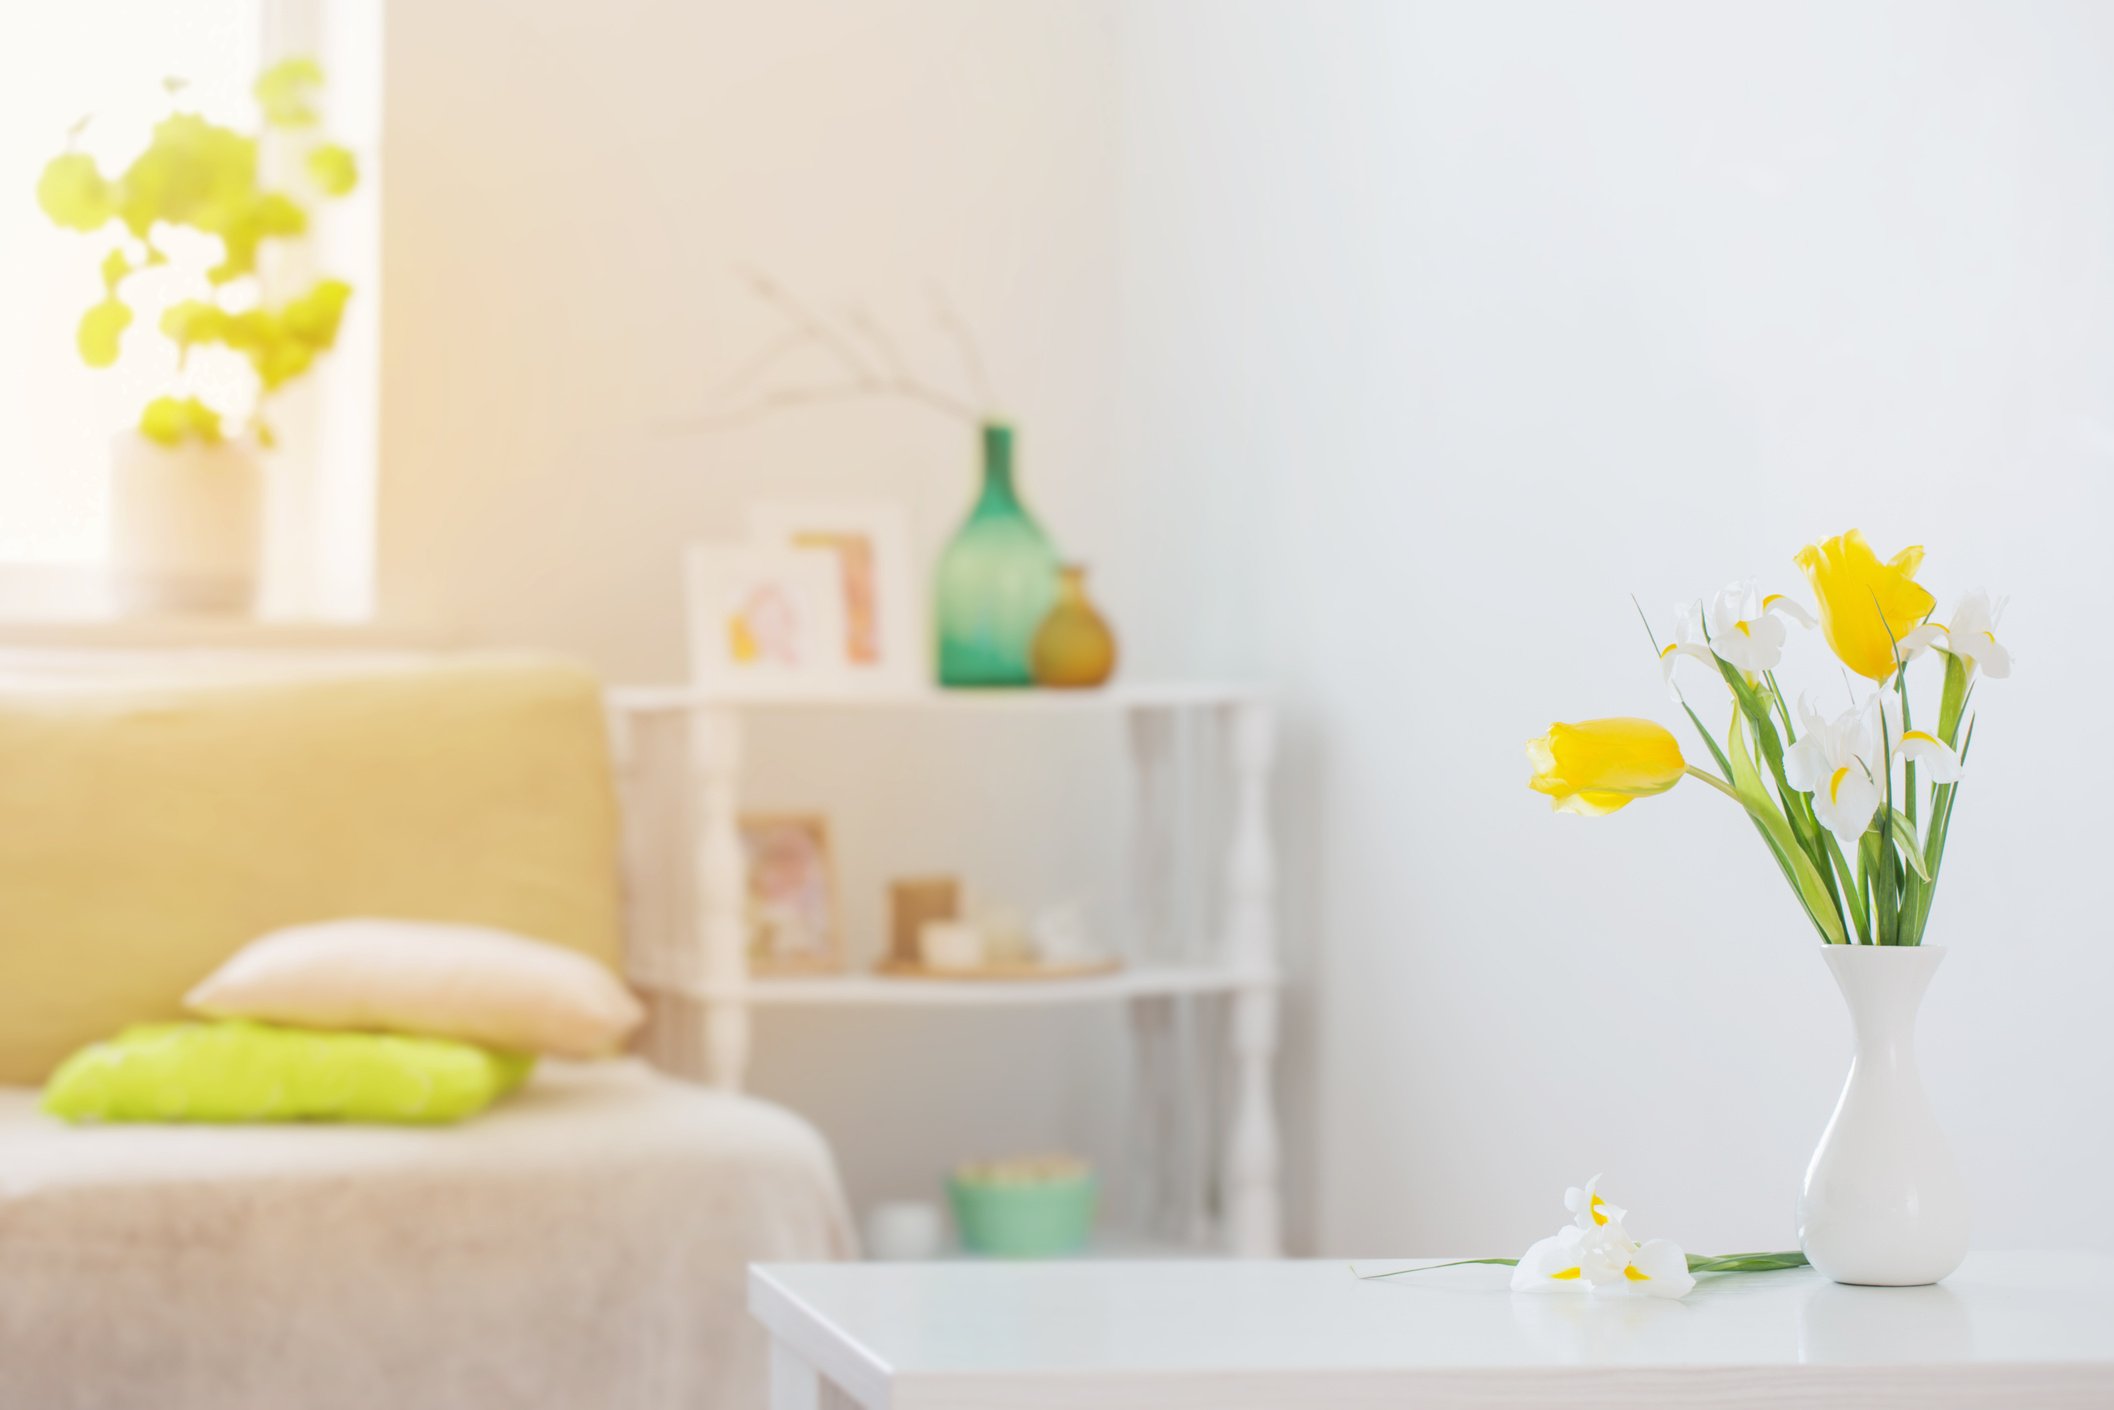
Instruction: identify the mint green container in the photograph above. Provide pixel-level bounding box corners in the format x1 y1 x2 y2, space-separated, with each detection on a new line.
948 1173 1098 1257
933 422 1061 687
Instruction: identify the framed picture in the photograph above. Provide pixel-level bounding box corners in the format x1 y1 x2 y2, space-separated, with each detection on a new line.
739 812 841 973
747 502 921 694
684 544 849 697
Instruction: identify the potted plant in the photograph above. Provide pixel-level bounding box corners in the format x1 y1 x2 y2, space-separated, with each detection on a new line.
35 58 358 615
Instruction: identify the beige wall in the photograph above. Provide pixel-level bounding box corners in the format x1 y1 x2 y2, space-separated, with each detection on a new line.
376 0 1278 1234
379 0 1151 682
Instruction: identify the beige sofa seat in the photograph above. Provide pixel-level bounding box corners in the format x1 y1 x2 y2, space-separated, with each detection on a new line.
0 1059 854 1409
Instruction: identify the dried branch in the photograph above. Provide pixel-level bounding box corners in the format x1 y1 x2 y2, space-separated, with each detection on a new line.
847 304 915 385
662 270 991 434
931 282 997 412
740 267 876 383
710 326 823 405
662 380 876 433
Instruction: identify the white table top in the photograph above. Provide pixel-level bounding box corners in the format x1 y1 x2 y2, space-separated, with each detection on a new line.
751 1252 2114 1408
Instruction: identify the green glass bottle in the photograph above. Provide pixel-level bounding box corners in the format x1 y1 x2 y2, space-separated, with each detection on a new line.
935 422 1060 687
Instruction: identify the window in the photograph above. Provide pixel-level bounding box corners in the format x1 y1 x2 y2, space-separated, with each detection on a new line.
0 0 379 621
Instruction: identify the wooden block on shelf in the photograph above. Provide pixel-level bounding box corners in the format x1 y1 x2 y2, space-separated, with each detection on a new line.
887 876 960 965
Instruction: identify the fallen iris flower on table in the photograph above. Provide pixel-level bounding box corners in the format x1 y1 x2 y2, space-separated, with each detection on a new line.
1353 1176 1807 1300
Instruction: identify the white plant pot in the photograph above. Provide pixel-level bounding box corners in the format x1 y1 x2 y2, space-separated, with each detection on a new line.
1797 945 1969 1286
107 431 264 616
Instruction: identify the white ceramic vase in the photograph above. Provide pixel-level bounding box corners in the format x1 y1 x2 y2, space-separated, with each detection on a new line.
107 431 264 616
1797 945 1969 1286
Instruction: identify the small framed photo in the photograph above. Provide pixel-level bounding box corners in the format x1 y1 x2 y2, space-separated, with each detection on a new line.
740 812 841 973
747 502 921 694
684 544 849 697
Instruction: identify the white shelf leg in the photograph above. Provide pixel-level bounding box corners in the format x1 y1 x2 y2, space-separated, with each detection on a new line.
1127 705 1178 1244
1127 992 1175 1243
690 703 751 1092
769 1340 860 1409
1222 701 1281 1257
768 1341 822 1410
1128 707 1174 964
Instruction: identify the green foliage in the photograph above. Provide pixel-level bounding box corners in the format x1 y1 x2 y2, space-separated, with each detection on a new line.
254 57 325 128
76 298 131 367
306 143 358 196
35 56 358 445
36 152 110 230
138 395 224 447
161 275 349 394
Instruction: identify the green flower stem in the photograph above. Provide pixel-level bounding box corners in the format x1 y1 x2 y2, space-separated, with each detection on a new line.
1906 717 1974 945
1825 834 1871 946
1683 764 1742 802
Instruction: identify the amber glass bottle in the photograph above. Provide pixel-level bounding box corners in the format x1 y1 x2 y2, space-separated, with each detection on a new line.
1030 564 1118 688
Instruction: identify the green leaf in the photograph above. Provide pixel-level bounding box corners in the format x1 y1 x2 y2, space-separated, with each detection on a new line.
36 152 110 231
282 277 351 347
99 248 132 294
306 142 358 196
1687 1251 1810 1273
138 395 224 447
1887 808 1931 883
1870 822 1899 945
1677 699 1736 777
1726 722 1848 944
160 298 224 348
76 298 131 367
1717 659 1839 904
255 56 326 128
1938 652 1969 745
1353 1258 1518 1280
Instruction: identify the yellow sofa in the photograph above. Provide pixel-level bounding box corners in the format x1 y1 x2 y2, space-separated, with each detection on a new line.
0 657 852 1410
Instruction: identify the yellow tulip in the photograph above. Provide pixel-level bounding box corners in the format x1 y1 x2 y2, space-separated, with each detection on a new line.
1794 529 1936 681
1526 718 1686 816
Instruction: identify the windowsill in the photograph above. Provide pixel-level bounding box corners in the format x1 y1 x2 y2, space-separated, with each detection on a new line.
0 564 447 653
0 616 455 652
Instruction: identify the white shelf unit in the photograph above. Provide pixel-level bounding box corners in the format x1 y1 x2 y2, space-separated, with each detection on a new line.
605 683 1284 1259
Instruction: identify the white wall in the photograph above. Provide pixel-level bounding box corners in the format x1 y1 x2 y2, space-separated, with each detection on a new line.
1115 0 2114 1256
380 0 2114 1255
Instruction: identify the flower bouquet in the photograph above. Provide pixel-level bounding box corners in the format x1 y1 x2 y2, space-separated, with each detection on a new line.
1528 529 2006 945
1524 530 2007 1286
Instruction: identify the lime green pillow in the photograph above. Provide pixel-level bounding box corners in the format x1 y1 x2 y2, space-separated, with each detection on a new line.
41 1020 534 1124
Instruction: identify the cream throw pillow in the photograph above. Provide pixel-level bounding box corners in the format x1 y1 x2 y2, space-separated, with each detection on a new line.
186 919 645 1059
